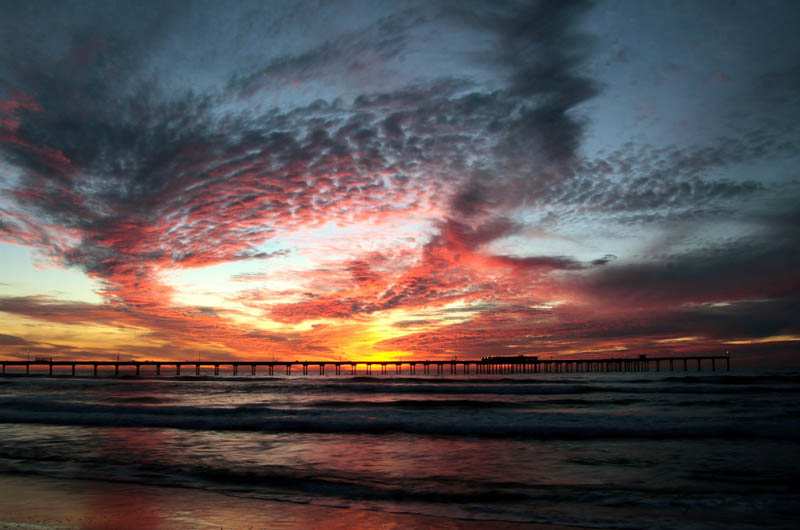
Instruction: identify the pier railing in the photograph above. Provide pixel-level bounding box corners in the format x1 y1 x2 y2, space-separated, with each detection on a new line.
0 355 730 377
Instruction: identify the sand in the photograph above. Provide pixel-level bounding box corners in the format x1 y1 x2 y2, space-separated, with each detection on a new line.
0 474 581 530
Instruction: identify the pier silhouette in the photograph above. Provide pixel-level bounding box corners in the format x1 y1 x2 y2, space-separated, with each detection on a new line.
0 354 730 377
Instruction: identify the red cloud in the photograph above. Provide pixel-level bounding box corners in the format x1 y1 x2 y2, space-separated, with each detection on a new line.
268 218 583 323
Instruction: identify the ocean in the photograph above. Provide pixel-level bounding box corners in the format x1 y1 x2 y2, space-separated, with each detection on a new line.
0 371 798 529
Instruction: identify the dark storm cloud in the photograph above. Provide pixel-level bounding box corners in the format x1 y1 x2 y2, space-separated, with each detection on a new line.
631 300 792 343
446 0 598 217
578 201 800 306
491 0 597 161
541 298 800 343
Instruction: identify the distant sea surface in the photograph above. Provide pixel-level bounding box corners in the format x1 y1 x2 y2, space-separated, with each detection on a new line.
0 370 798 529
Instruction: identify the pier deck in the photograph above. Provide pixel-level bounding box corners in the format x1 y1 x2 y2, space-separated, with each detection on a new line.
0 355 730 377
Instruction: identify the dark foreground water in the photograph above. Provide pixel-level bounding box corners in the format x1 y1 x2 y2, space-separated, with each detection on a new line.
0 371 798 529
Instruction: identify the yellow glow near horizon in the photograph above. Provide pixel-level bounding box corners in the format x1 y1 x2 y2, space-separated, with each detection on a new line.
0 313 162 356
724 335 800 345
656 336 700 343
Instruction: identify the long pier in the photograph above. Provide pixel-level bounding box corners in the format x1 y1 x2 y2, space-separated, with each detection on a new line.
0 355 730 377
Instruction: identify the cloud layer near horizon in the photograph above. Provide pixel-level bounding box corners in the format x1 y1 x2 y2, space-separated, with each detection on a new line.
1 0 798 364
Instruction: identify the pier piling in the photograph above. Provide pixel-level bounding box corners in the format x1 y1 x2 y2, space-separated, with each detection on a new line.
0 355 731 378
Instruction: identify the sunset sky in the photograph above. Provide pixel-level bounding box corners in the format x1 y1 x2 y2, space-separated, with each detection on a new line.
1 0 798 364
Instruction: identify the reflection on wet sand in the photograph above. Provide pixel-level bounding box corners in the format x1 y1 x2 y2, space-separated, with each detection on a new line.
0 475 568 530
84 427 174 530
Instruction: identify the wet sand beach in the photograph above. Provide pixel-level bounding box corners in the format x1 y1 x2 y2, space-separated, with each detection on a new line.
0 474 574 530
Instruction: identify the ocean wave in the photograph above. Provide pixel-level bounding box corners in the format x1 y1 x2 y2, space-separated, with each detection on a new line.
0 455 529 504
0 397 797 440
106 396 171 405
654 374 800 385
208 382 800 396
1 451 796 528
301 397 646 409
4 373 799 396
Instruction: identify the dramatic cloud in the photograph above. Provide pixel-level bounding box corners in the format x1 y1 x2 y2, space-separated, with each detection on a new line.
1 0 798 364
